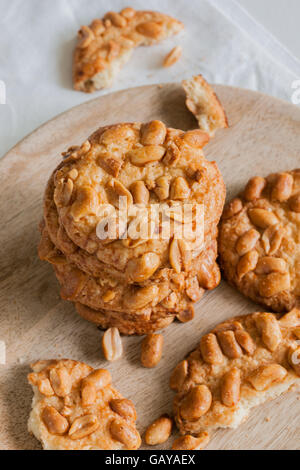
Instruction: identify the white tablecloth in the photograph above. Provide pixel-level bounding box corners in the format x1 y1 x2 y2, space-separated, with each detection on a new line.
0 0 299 157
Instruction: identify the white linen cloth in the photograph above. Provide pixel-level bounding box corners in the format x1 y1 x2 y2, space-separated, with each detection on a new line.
0 0 299 157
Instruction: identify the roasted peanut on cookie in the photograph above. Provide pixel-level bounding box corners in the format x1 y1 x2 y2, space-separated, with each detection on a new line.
219 170 300 312
28 359 141 450
171 309 300 437
73 8 184 92
39 114 226 335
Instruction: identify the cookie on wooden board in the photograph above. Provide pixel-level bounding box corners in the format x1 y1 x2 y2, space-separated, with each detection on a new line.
51 121 225 275
38 224 219 334
219 170 300 312
28 359 141 450
171 309 300 437
38 119 226 333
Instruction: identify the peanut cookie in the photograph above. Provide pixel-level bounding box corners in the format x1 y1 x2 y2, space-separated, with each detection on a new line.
171 309 300 436
43 172 220 287
28 359 141 450
219 170 300 312
38 224 219 334
50 121 225 281
182 75 228 136
43 178 128 281
75 303 174 336
39 120 225 333
73 8 183 92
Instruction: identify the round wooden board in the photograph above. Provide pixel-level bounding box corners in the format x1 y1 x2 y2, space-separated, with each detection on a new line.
0 83 300 450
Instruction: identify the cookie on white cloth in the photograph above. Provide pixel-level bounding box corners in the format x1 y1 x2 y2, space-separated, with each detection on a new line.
73 8 183 92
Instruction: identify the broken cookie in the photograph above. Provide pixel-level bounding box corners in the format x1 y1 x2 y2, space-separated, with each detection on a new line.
73 8 183 92
219 170 300 312
28 359 141 450
171 309 300 436
182 75 228 136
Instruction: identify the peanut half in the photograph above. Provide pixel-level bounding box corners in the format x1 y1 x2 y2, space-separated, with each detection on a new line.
170 360 188 391
140 120 167 146
102 327 123 362
163 46 183 67
110 399 137 422
42 406 69 435
271 173 293 202
144 415 173 445
247 364 287 391
49 367 72 397
128 145 166 166
68 414 99 440
255 312 282 352
172 432 210 450
221 368 241 407
180 385 212 420
141 334 164 368
244 176 266 201
82 369 111 390
136 21 163 39
110 418 141 450
289 192 300 212
248 208 278 229
200 333 224 365
217 330 243 359
235 229 260 257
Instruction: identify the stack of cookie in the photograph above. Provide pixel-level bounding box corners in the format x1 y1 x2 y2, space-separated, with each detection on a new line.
38 78 228 335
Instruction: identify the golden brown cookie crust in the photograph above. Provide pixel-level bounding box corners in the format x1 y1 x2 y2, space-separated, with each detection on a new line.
219 170 300 312
73 8 184 92
38 224 220 326
28 359 141 450
75 302 174 336
44 171 220 287
50 121 225 280
171 309 300 436
39 119 226 334
43 175 129 281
